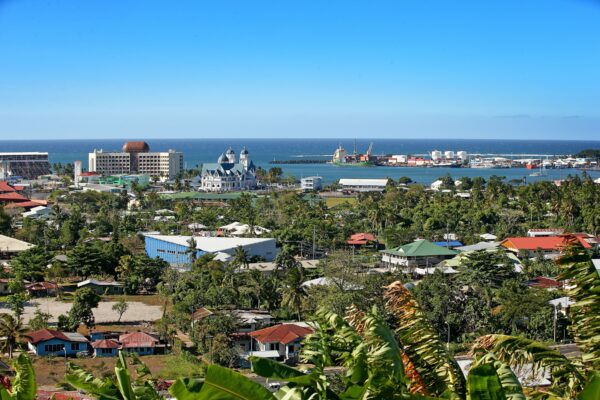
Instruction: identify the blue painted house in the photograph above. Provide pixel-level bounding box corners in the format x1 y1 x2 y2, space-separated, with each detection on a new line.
26 329 89 356
91 339 120 357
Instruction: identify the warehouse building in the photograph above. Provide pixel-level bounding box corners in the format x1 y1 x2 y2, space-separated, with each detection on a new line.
144 234 278 266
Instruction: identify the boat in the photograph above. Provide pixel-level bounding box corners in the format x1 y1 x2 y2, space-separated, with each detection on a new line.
529 161 547 177
329 142 376 167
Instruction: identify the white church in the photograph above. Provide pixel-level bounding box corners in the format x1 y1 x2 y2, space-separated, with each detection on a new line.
200 147 257 192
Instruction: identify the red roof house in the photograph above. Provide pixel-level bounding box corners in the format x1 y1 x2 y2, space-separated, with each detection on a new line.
119 332 159 355
91 339 120 357
0 192 30 204
500 235 592 255
249 324 313 362
347 233 378 246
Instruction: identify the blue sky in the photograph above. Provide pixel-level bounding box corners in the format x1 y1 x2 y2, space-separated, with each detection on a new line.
0 0 599 140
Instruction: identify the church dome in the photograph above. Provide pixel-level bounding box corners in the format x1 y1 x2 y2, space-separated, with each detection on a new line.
240 147 249 155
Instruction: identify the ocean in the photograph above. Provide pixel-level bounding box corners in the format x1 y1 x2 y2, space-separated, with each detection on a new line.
0 138 599 185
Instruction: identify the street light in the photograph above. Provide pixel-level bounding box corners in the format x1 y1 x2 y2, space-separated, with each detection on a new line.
445 321 450 350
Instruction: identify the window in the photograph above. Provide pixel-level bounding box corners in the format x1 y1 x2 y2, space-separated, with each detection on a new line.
101 348 113 355
71 343 80 351
287 345 294 354
269 343 278 351
44 344 64 353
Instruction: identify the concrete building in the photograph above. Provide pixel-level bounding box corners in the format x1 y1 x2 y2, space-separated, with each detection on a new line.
89 141 183 179
338 178 388 192
144 234 279 266
301 176 323 191
200 147 256 192
0 152 51 180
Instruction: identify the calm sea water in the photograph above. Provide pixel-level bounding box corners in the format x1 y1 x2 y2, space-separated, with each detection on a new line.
0 138 599 185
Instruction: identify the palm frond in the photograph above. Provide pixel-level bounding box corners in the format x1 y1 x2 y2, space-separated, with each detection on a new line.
384 281 467 398
557 242 600 370
472 334 584 398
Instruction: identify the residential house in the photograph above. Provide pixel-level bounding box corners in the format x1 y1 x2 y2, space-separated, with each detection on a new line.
381 239 458 271
26 329 88 356
77 279 123 295
500 235 592 258
346 233 380 249
119 332 160 355
247 323 313 364
91 339 120 357
25 281 58 297
0 235 34 260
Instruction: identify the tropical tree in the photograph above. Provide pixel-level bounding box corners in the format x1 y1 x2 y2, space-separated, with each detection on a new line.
0 314 27 359
231 246 249 270
112 299 129 323
279 266 307 321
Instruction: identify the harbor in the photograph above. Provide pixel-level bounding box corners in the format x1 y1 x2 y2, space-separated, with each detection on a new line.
267 142 600 171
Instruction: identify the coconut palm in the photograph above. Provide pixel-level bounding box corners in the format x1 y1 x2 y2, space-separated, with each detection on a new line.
231 246 249 270
185 237 198 265
279 266 307 321
0 314 26 359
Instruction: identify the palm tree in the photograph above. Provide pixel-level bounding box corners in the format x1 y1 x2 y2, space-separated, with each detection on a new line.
185 237 198 265
0 314 27 359
279 266 307 321
230 246 249 270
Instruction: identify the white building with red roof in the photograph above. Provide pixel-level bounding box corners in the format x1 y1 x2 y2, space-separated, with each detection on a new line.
247 323 313 363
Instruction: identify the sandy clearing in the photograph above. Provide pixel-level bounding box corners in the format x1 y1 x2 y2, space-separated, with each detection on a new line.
0 298 163 323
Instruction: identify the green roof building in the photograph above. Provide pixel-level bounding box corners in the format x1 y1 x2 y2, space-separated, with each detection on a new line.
381 239 458 270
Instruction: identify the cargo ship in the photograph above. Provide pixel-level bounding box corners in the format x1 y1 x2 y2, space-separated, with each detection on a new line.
330 142 375 167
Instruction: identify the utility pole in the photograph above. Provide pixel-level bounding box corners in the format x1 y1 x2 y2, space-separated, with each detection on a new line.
312 226 316 260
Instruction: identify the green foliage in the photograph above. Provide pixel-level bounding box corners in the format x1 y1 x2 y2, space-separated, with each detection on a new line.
28 308 52 331
68 287 101 329
117 254 167 294
9 247 52 282
0 354 37 400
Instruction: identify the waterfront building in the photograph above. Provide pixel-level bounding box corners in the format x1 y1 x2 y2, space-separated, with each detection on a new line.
144 233 278 266
300 176 323 191
338 178 388 192
200 147 256 192
88 141 183 179
0 152 51 180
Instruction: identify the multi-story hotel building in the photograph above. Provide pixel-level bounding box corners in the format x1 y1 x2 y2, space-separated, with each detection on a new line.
0 152 51 180
89 141 183 179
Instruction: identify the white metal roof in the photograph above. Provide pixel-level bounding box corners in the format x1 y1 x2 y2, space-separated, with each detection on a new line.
338 178 388 186
0 235 34 252
77 279 122 287
144 234 275 253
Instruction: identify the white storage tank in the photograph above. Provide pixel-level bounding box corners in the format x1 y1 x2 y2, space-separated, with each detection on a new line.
444 150 455 159
431 150 442 161
457 151 468 160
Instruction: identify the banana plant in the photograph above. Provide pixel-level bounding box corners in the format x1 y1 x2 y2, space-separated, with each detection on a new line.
66 351 162 400
0 354 36 400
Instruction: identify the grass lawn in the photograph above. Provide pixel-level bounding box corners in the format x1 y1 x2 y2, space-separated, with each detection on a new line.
324 197 357 208
33 354 205 387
